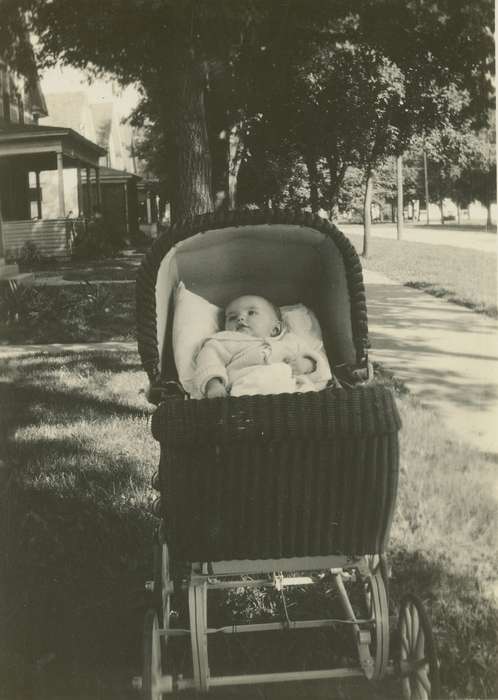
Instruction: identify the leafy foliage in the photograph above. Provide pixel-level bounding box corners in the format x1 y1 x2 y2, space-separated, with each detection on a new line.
1 0 493 217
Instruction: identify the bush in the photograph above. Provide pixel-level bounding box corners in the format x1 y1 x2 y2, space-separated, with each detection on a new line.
71 219 119 260
18 241 44 270
0 281 41 323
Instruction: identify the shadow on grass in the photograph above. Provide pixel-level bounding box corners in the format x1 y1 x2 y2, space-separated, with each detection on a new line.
0 357 155 698
3 350 144 375
0 382 149 442
1 482 153 700
389 549 498 699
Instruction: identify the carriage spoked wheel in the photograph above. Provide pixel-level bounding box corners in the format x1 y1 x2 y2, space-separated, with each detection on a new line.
398 594 441 699
153 530 172 633
142 608 163 700
361 568 390 680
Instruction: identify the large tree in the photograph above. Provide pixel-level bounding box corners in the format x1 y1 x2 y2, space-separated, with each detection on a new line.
2 0 269 219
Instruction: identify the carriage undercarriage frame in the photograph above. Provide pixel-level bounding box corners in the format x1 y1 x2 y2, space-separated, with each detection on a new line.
133 526 440 698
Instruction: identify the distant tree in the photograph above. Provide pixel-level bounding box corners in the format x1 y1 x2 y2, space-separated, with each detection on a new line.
410 114 496 225
233 1 494 254
370 155 421 221
457 117 496 226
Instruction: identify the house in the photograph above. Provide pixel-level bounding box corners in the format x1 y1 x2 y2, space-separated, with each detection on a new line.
0 58 105 270
41 91 141 240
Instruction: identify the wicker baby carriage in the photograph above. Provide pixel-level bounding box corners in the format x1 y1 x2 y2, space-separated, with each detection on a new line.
134 209 440 698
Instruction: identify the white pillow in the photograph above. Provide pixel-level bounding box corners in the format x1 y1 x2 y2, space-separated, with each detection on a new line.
172 282 220 397
172 284 328 395
281 304 324 351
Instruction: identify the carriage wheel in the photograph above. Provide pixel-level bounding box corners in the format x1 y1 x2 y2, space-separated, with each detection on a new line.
188 580 209 692
362 569 390 680
153 536 172 633
398 594 441 700
142 609 162 700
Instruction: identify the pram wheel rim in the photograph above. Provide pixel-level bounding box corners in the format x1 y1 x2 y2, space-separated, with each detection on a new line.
153 532 172 634
362 568 390 680
142 608 163 700
397 593 441 700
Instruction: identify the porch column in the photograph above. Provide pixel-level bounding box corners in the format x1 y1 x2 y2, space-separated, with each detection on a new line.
0 200 4 259
123 182 130 234
76 166 83 217
56 152 65 217
35 170 42 219
146 191 152 224
95 166 101 206
86 167 93 214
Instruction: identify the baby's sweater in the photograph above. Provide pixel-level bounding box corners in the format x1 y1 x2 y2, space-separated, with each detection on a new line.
194 329 331 397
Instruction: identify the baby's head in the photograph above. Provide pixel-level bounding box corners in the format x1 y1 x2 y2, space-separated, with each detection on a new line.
224 295 281 338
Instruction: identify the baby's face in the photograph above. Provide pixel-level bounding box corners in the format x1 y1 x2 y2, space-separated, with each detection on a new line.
225 296 280 337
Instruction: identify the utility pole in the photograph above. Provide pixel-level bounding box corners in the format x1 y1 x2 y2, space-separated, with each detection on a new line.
396 155 403 240
423 150 430 224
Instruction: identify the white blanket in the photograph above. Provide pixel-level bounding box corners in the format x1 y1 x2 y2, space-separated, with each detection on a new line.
230 362 318 397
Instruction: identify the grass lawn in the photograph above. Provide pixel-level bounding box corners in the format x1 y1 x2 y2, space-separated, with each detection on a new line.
0 282 136 344
346 234 497 317
1 350 497 699
0 251 143 344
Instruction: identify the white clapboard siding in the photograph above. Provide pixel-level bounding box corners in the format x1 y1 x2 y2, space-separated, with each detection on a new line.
3 219 70 259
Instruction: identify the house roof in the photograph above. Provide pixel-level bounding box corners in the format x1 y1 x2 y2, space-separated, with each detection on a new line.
86 165 140 182
90 102 113 149
43 92 88 133
0 122 106 156
29 80 49 118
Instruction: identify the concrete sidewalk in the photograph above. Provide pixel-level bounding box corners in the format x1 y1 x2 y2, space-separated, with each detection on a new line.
364 269 498 454
341 222 497 253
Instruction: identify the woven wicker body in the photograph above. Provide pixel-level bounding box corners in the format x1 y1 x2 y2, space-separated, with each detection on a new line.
152 386 400 562
137 210 401 565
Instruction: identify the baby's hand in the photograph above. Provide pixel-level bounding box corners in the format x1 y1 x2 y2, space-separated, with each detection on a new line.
205 378 228 399
286 354 316 375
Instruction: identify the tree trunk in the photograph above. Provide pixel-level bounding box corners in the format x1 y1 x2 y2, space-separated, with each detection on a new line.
0 196 4 259
440 199 444 224
362 171 373 258
396 155 403 240
326 157 347 211
423 150 430 224
486 203 492 230
305 155 320 213
169 59 214 221
228 125 243 210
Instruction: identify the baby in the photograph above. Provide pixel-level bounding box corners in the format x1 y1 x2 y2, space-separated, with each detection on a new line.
194 295 331 398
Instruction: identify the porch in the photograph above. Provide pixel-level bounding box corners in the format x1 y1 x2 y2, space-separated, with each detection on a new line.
0 123 105 261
